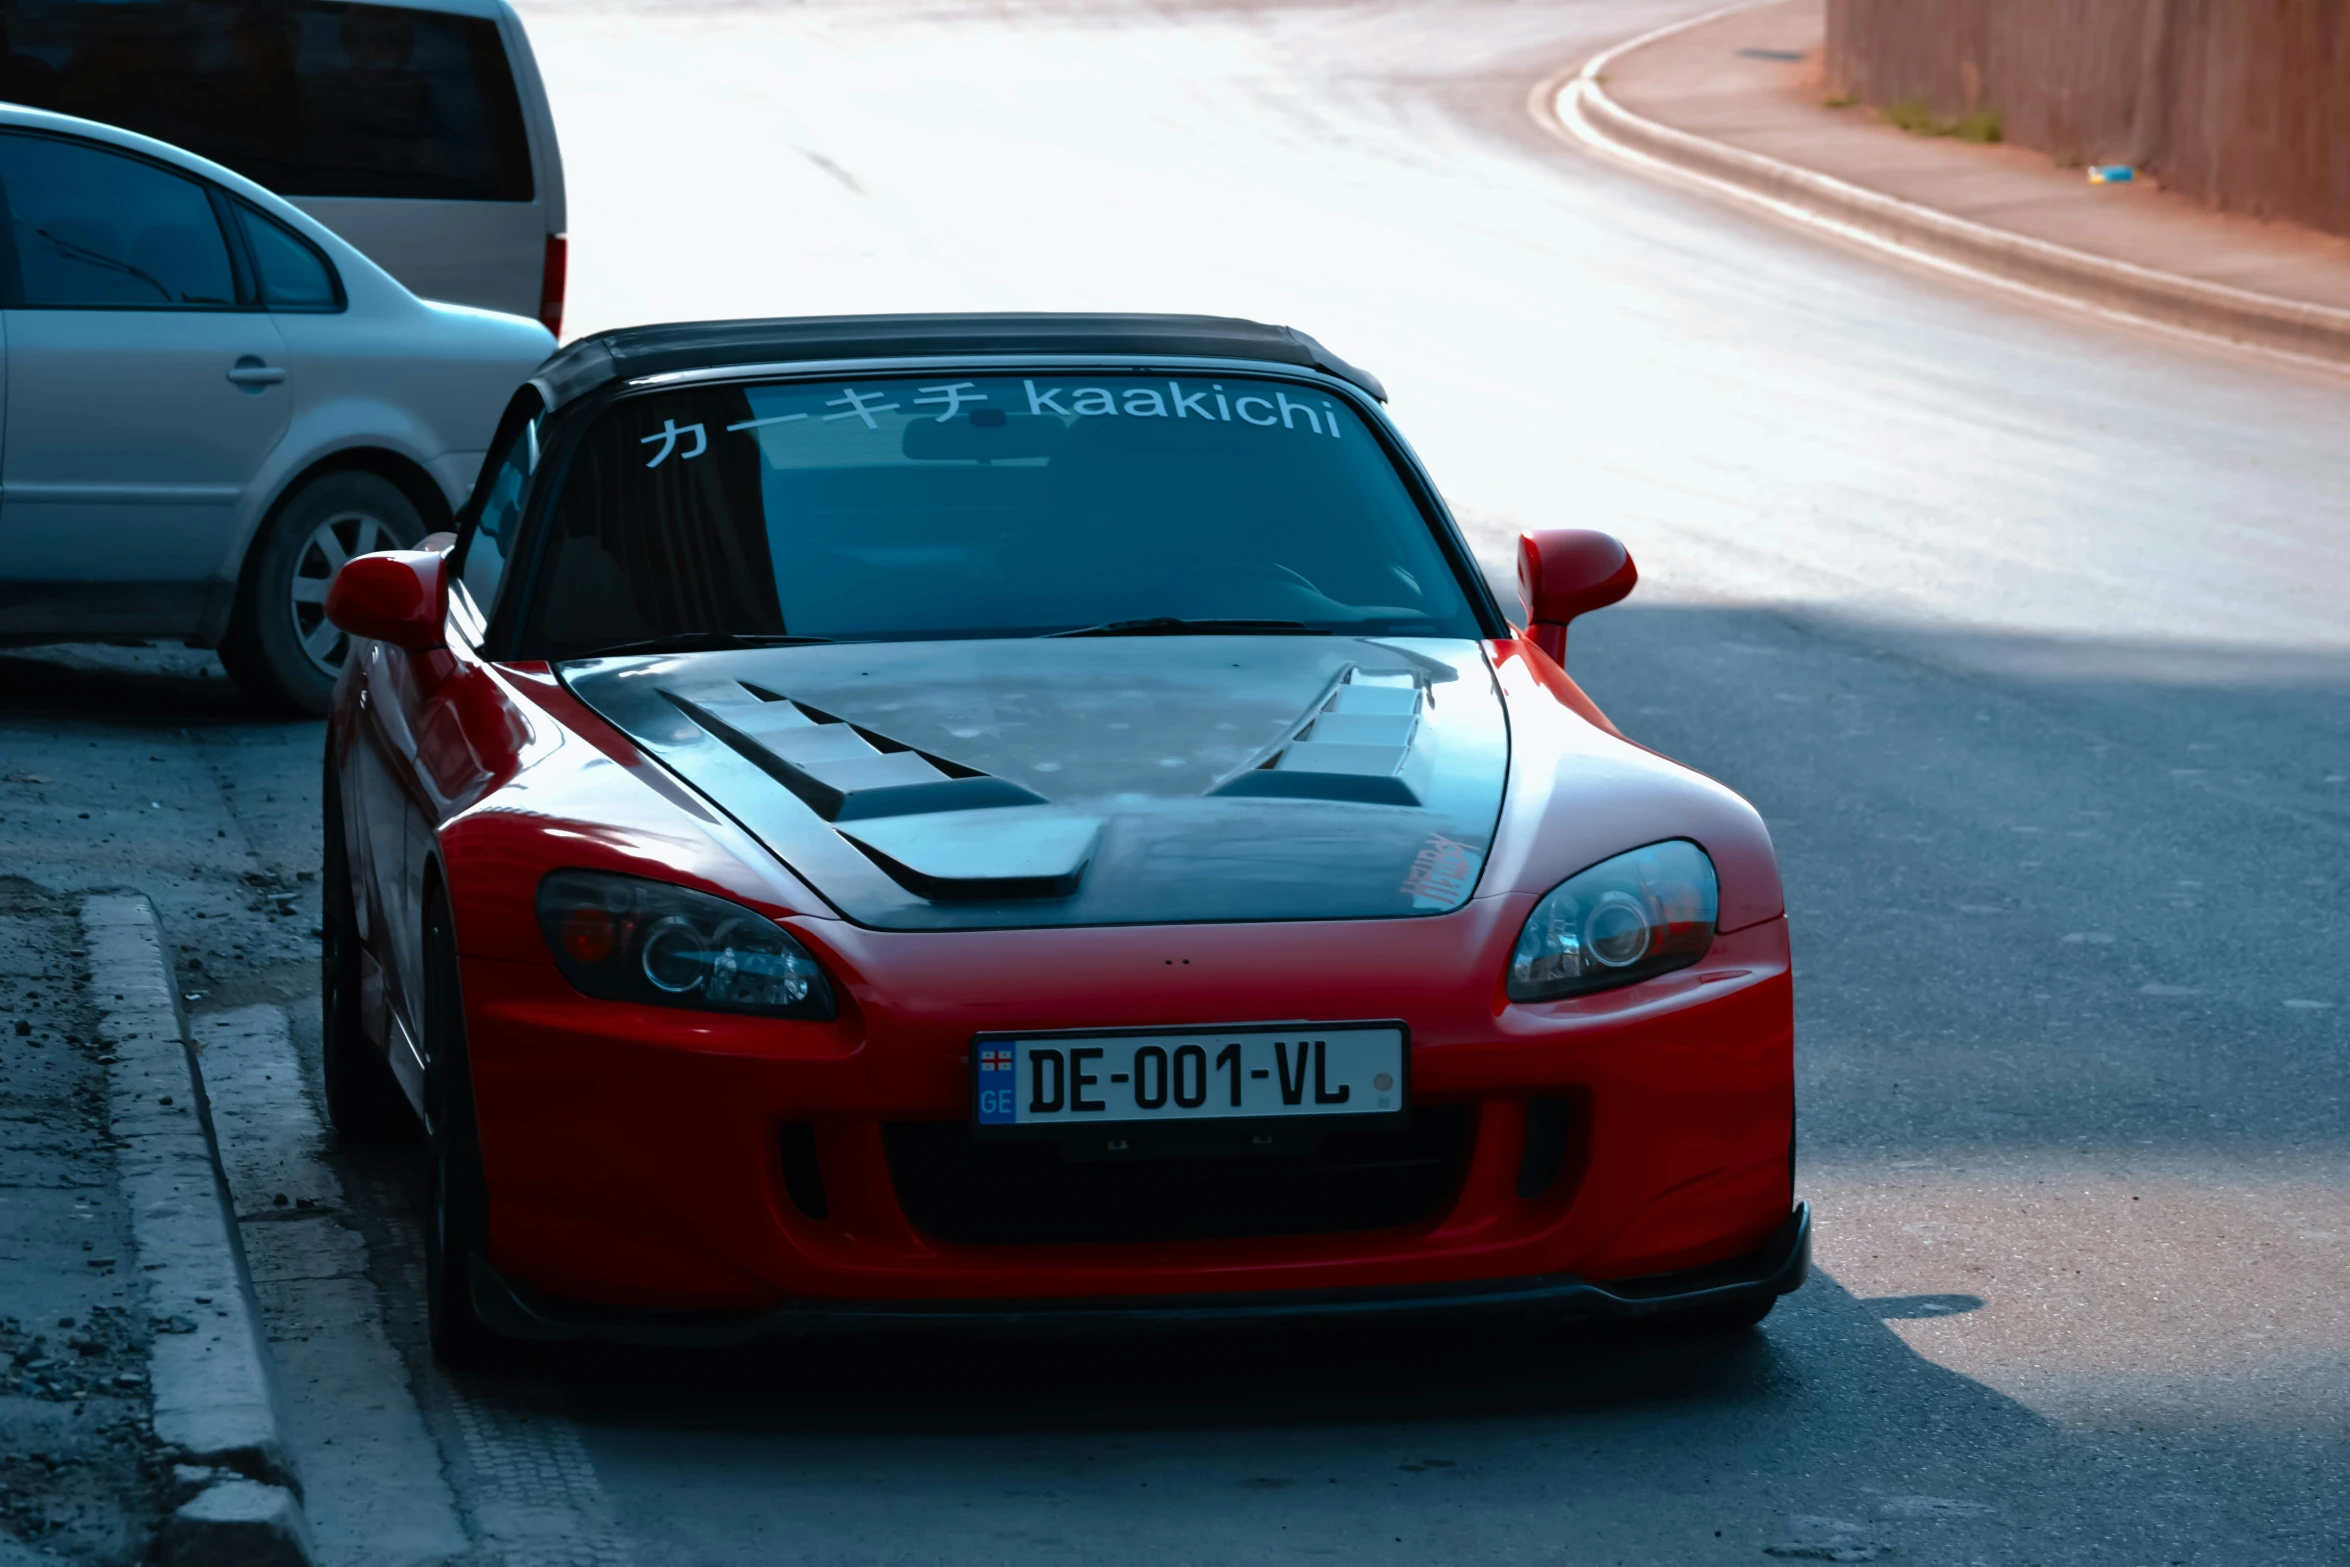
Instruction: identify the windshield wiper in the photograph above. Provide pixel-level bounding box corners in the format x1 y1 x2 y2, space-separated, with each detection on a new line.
1046 617 1328 639
580 631 837 658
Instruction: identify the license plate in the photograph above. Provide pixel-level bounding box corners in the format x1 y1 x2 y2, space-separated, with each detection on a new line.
971 1022 1408 1135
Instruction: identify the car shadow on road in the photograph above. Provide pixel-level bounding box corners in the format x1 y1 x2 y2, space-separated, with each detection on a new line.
0 644 272 725
519 1266 2075 1563
547 1268 2021 1435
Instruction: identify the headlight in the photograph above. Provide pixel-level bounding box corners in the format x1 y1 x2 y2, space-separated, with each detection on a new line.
1506 840 1718 1002
535 869 835 1019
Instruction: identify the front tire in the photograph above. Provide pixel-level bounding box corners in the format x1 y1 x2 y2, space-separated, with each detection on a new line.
320 756 414 1141
421 892 509 1371
220 471 425 716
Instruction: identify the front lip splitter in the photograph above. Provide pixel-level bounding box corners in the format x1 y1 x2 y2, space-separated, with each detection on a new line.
469 1202 1811 1347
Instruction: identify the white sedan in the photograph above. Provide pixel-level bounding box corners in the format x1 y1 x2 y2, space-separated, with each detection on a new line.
0 103 554 712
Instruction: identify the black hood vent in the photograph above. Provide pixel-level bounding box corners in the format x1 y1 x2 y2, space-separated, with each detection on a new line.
1213 667 1432 807
667 687 1046 823
565 638 1509 932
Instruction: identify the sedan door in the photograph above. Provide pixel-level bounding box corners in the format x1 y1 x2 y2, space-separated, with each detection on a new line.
0 130 289 641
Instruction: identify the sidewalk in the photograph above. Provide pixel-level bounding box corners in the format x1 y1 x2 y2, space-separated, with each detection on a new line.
1 646 332 1566
1575 0 2350 361
1 645 595 1566
1 884 155 1566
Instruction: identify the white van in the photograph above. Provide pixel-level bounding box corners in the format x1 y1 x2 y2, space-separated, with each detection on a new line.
0 0 567 333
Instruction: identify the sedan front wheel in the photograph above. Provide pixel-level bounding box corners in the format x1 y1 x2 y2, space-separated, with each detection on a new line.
423 891 510 1371
220 470 425 715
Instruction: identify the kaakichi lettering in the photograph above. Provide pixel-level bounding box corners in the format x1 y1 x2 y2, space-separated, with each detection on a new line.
1002 378 1343 438
639 419 707 467
823 386 900 428
913 382 987 421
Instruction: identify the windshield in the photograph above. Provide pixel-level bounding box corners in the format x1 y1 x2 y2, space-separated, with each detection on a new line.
518 372 1483 656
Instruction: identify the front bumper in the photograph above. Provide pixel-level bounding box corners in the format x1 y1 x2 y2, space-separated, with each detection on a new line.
472 1202 1810 1345
461 909 1796 1311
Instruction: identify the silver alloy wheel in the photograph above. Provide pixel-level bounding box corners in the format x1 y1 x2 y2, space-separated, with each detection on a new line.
288 507 401 676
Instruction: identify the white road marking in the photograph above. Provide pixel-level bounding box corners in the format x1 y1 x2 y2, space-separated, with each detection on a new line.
1538 6 2350 381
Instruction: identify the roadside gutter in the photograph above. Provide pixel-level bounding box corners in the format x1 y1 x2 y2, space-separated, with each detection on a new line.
83 894 315 1567
1544 2 2350 375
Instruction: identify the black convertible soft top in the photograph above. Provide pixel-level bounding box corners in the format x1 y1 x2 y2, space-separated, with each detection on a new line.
530 312 1388 408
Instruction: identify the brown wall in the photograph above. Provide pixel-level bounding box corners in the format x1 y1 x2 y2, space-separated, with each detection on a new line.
1824 0 2350 238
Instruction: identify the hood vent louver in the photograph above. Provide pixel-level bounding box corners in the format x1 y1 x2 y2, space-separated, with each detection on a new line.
668 690 1047 824
838 811 1101 902
666 687 1091 902
1211 668 1432 807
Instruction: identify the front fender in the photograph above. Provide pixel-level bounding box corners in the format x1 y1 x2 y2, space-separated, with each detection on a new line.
437 660 838 969
1485 640 1784 933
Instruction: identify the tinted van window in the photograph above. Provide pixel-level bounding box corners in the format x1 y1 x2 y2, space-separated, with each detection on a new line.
0 1 533 202
0 132 235 307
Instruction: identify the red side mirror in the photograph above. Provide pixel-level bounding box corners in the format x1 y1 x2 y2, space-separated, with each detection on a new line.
325 550 447 654
1517 529 1636 664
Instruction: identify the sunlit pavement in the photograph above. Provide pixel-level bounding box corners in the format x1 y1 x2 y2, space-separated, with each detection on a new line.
3 1 2344 1560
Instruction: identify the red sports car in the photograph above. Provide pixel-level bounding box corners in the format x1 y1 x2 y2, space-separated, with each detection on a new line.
319 313 1803 1366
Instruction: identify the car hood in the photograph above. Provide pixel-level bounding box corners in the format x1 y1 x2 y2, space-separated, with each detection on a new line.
561 637 1510 932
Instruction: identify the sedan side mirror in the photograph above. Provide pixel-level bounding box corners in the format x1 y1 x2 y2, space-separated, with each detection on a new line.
1517 529 1636 664
325 549 447 654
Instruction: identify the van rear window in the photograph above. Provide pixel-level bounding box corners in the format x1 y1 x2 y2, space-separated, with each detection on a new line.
0 1 534 202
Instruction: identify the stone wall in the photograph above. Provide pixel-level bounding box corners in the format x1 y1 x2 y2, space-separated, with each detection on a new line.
1824 0 2350 237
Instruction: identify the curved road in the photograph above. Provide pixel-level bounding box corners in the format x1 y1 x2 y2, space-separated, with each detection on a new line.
3 1 2340 1561
516 3 2350 1559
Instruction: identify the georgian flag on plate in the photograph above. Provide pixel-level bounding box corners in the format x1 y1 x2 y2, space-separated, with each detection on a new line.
976 1044 1018 1125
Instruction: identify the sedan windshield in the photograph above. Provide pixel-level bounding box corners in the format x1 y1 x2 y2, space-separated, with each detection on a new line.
518 372 1482 656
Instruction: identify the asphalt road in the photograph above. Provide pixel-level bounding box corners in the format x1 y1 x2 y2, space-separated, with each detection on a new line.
3 1 2345 1562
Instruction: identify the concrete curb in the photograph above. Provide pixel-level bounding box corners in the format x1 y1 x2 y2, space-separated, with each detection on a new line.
1542 2 2350 375
80 894 315 1567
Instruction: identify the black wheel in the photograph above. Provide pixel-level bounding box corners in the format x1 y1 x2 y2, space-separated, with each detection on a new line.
320 756 415 1141
1656 1293 1776 1334
421 892 509 1371
220 470 425 716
